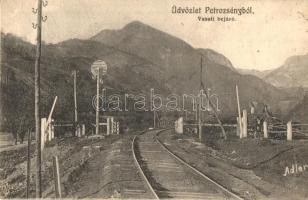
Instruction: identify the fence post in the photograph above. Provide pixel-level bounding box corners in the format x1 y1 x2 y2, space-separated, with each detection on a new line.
287 121 292 141
263 121 268 139
51 119 54 139
82 124 85 136
48 122 52 141
250 106 255 114
236 117 240 137
111 117 114 134
107 117 110 135
242 109 248 138
178 117 183 134
41 118 46 150
53 156 62 198
236 85 243 138
117 122 120 134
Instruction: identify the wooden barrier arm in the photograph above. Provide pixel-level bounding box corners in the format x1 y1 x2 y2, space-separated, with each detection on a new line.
46 96 58 126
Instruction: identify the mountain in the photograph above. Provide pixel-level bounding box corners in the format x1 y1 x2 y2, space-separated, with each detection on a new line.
91 21 203 90
91 21 286 117
1 21 294 139
264 54 308 88
54 38 169 94
198 48 235 71
0 32 168 138
237 68 273 79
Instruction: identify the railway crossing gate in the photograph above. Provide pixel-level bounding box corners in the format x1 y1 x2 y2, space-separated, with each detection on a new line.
41 118 86 149
92 116 120 135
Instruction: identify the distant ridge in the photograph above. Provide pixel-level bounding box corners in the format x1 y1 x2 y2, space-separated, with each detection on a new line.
237 68 273 79
264 53 308 88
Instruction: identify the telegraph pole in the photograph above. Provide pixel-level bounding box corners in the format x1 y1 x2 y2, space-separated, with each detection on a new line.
26 129 31 198
73 70 78 134
0 50 3 132
0 41 2 132
198 57 203 142
199 55 227 139
96 68 100 135
34 0 42 197
91 60 107 136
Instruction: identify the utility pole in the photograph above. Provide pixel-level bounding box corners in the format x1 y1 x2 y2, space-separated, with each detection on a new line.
73 70 78 134
153 110 156 129
26 129 31 198
0 63 2 133
91 60 107 135
198 57 203 142
96 68 100 135
199 56 227 140
0 50 2 132
198 101 202 141
34 0 42 197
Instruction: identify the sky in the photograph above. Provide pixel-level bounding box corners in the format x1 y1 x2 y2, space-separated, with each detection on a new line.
1 0 308 70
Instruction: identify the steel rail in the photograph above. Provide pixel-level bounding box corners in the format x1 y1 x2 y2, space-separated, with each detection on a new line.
155 131 244 200
132 134 159 200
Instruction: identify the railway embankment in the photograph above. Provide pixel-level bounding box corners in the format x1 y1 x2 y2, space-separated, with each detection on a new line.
0 135 121 198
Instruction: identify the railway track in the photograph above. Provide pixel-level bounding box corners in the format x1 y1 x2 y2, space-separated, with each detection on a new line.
132 130 244 199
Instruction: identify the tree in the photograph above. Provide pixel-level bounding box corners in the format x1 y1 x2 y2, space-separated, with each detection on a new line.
3 69 34 143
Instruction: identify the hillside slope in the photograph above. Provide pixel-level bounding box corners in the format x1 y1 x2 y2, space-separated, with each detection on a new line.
198 48 235 71
1 33 168 138
287 94 308 122
91 21 286 117
264 54 308 88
